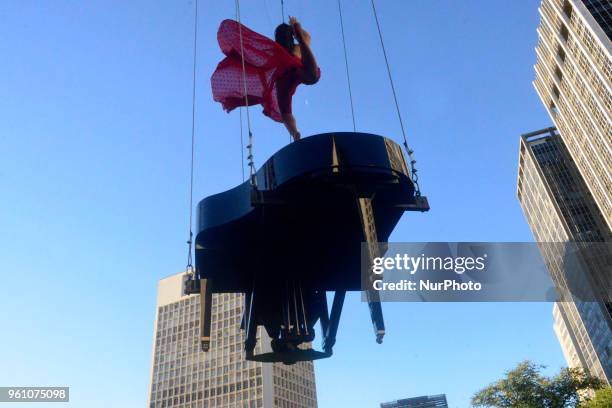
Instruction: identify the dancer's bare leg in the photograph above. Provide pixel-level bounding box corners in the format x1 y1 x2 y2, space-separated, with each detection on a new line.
277 77 300 141
282 113 300 141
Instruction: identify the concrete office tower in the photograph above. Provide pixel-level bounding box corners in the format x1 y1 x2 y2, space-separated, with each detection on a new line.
532 0 611 228
380 394 448 408
517 128 611 384
147 272 318 408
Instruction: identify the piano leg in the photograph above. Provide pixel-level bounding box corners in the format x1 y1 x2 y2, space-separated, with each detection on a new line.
244 288 258 357
199 279 212 351
356 197 386 344
322 290 345 354
318 291 330 343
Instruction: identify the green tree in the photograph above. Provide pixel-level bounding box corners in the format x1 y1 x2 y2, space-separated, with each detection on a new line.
471 361 604 407
579 387 612 408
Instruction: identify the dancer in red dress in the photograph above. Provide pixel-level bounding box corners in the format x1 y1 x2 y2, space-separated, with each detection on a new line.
211 17 320 141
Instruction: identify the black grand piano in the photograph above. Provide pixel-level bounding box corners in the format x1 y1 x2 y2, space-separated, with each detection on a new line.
185 132 428 363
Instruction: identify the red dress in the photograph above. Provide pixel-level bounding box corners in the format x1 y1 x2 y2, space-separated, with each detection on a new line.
211 19 320 123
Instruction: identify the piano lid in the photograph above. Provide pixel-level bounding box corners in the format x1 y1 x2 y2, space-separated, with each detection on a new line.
194 132 426 293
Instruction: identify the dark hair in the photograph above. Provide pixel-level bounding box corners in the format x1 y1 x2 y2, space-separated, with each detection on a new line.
275 23 294 53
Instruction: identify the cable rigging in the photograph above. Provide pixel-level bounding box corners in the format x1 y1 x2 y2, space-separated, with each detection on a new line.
281 0 286 23
337 0 356 132
238 108 246 182
235 8 246 182
370 0 421 196
185 0 200 275
235 0 257 186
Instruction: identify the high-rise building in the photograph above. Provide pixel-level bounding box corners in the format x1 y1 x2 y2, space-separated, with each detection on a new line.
147 272 318 408
528 0 611 384
517 127 611 383
380 394 448 408
553 302 583 370
532 0 611 228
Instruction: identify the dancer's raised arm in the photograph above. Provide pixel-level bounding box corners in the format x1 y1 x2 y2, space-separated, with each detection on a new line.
290 16 319 85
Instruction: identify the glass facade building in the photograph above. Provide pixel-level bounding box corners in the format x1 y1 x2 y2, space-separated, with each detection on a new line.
581 0 612 40
380 394 448 408
517 128 611 384
147 272 318 408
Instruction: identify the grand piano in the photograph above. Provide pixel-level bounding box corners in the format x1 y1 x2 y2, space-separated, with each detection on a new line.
185 132 429 363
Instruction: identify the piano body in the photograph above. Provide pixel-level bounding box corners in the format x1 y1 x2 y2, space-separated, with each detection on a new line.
185 132 428 363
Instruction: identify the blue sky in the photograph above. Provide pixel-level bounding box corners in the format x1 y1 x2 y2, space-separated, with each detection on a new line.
0 1 566 407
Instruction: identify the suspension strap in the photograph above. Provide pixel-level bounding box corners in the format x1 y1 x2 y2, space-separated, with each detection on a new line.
337 0 356 132
370 0 421 196
186 0 199 274
235 0 257 186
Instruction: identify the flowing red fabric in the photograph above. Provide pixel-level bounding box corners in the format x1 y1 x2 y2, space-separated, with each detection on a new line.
211 19 312 123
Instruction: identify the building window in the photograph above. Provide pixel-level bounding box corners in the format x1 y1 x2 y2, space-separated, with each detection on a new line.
562 0 573 18
560 24 570 41
554 65 564 81
549 100 559 116
552 84 561 100
557 44 566 62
